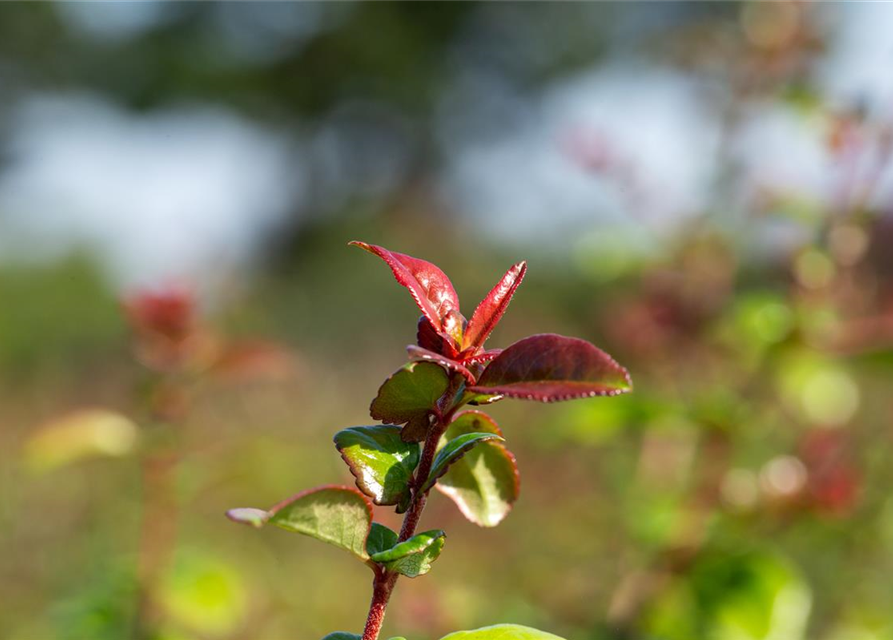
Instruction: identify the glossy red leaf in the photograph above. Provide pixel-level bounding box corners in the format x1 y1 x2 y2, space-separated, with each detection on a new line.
464 262 527 349
417 316 459 359
469 334 632 402
351 242 464 344
407 345 476 384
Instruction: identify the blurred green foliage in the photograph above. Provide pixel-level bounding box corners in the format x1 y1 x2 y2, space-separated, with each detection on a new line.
2 3 893 640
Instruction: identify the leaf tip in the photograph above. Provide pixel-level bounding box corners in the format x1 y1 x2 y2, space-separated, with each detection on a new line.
226 507 270 528
348 240 373 253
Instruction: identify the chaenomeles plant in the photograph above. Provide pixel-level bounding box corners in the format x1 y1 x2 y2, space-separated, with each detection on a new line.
227 242 632 640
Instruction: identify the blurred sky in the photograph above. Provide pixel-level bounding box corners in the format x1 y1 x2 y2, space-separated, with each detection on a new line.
0 2 892 292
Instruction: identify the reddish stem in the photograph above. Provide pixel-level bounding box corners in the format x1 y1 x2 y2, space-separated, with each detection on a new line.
361 570 393 640
360 374 464 640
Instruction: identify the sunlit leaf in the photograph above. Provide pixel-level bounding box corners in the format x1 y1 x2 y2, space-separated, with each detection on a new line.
366 522 399 557
334 425 420 511
435 411 519 527
465 261 527 349
370 362 450 442
407 345 475 383
439 624 566 639
351 241 464 343
463 390 505 406
226 485 373 561
370 529 446 578
470 334 631 402
25 409 139 472
321 634 360 640
421 431 504 492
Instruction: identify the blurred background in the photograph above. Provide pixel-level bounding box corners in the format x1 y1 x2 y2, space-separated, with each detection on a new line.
2 2 893 639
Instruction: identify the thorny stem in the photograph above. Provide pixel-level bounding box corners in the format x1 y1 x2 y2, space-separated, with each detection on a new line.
360 373 465 640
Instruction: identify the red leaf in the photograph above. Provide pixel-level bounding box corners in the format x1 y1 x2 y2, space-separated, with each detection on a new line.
464 261 527 348
461 349 502 367
351 242 464 343
406 345 476 384
469 333 632 402
417 316 459 359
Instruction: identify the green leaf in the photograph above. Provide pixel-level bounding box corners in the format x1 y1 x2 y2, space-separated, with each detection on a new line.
321 634 361 640
366 522 399 557
226 485 373 561
334 425 420 511
421 431 504 492
370 362 450 442
435 411 520 528
465 391 504 405
440 624 566 639
370 529 446 578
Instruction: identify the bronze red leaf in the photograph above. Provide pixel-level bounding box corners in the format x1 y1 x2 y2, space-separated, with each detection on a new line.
464 261 527 349
469 333 632 402
351 241 464 344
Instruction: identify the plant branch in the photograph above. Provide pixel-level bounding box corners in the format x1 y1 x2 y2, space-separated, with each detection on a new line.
360 373 464 640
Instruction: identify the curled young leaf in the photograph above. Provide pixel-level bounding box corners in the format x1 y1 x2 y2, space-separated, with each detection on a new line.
334 425 420 512
370 362 450 442
421 431 505 493
435 411 519 527
226 485 373 561
418 316 460 359
351 241 464 344
407 345 476 384
470 334 632 402
370 529 446 578
440 624 567 640
465 261 527 349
